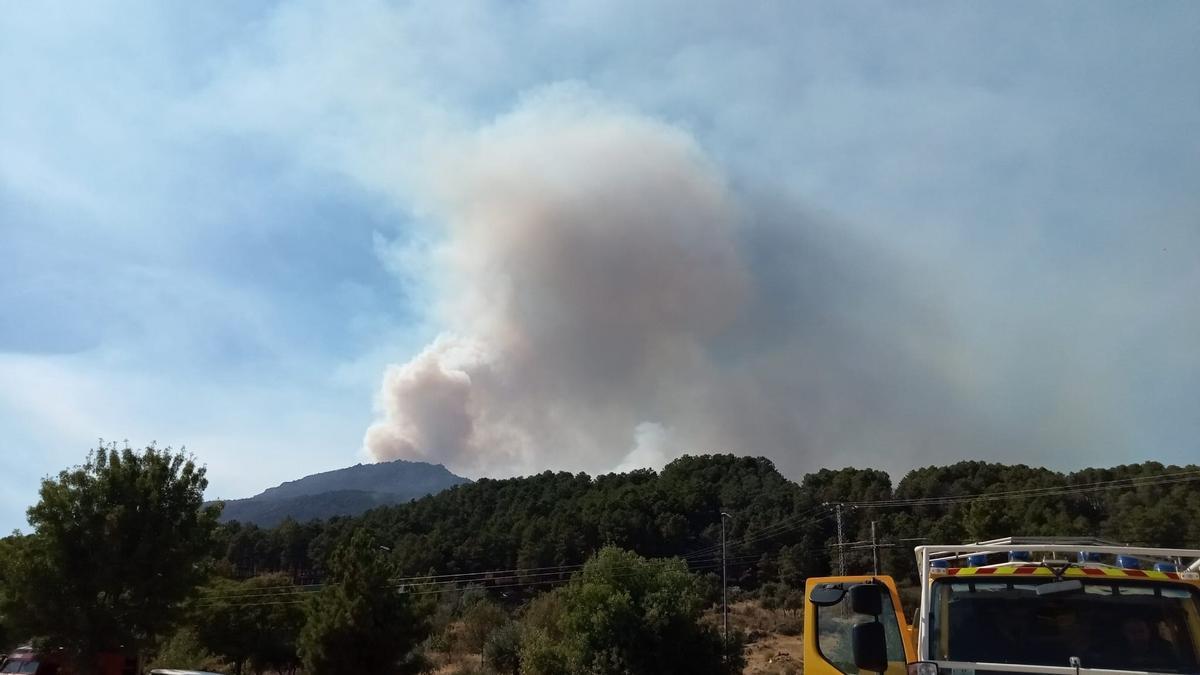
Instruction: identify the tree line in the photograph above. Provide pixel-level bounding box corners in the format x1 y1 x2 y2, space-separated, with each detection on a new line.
1 445 1197 674
215 454 1200 590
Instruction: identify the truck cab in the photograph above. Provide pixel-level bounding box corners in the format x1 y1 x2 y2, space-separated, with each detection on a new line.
805 537 1200 675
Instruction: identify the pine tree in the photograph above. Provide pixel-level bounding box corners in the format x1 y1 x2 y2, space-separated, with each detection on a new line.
298 529 428 675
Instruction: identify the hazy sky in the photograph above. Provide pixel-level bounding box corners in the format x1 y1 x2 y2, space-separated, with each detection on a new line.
2 1 1197 533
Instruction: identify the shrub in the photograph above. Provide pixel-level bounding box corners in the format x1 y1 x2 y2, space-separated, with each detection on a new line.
482 622 522 675
461 601 509 653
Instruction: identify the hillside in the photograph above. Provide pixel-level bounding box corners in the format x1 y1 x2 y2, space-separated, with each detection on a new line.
215 456 1200 582
216 459 470 527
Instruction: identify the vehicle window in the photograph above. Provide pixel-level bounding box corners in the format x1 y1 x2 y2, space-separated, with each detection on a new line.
18 663 38 674
0 662 22 674
815 584 906 674
930 580 1200 672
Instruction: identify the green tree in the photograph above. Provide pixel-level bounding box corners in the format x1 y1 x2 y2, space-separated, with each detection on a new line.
192 574 305 675
0 534 25 650
518 627 573 675
3 444 219 673
460 599 508 653
148 628 230 673
299 529 429 675
526 546 740 675
482 621 521 675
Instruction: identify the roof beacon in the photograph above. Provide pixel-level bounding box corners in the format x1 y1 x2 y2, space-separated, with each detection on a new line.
1009 551 1032 563
1155 562 1179 573
967 554 989 567
1116 555 1141 570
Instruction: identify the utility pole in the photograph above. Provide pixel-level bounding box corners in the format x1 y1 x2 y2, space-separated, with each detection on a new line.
720 511 732 662
871 520 879 576
835 503 846 575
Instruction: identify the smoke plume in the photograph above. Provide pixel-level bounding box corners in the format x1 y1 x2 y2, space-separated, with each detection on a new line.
365 89 1008 478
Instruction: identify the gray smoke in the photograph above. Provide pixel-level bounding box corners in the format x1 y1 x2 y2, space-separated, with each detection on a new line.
364 90 1020 478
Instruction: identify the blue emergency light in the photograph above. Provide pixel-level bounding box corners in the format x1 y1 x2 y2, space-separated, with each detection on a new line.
1116 555 1141 570
1154 562 1178 572
1077 551 1102 563
967 554 989 567
1009 551 1032 563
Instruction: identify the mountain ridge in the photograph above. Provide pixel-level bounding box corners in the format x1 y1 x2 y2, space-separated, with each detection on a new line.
214 458 470 526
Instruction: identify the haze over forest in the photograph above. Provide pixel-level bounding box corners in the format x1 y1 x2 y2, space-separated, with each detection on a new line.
2 2 1198 534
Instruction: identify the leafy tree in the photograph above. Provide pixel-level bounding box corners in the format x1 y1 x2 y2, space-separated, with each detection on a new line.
529 546 740 674
460 599 508 653
518 627 573 675
192 573 304 675
298 529 429 675
148 628 230 673
482 621 521 675
0 534 25 650
3 444 219 673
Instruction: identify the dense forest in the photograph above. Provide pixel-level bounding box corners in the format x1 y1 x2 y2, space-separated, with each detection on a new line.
215 455 1200 591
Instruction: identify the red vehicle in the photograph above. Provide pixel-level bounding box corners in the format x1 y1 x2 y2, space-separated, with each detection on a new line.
0 647 134 675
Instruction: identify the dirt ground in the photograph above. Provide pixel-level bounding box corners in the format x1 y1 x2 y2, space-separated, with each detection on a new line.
716 600 805 675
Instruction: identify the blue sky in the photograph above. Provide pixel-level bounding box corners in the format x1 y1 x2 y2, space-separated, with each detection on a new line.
1 1 1197 533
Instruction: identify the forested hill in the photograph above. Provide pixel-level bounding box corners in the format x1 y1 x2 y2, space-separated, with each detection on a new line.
216 455 1200 588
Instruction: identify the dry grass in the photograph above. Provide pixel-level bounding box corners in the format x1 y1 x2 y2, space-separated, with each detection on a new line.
706 600 805 675
424 619 487 674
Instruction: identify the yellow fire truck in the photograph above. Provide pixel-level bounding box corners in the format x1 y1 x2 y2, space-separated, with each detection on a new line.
804 537 1200 675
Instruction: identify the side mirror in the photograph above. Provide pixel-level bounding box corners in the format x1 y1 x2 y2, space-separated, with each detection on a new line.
849 583 884 616
852 620 888 672
809 584 846 607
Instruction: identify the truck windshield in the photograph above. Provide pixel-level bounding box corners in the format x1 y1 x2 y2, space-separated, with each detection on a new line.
929 580 1200 673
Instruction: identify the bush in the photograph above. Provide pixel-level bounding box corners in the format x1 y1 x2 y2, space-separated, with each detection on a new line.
482 622 522 675
518 628 572 675
457 586 490 614
782 589 804 615
776 617 803 636
461 600 509 653
523 547 734 674
426 627 455 654
759 581 784 601
149 628 231 673
520 591 566 637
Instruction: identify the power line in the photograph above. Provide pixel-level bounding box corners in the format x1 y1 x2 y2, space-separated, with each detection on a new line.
197 549 774 606
196 554 773 609
681 505 831 561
